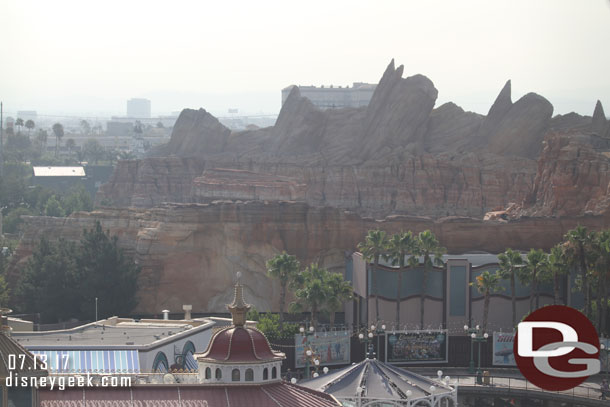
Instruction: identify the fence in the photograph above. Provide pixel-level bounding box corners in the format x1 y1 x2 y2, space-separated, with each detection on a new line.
452 374 602 401
270 334 494 373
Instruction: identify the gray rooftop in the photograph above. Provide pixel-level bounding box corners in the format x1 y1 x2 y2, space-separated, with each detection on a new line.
301 359 453 401
12 320 213 350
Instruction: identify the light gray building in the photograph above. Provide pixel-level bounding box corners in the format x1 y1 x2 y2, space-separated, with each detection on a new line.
126 98 151 118
281 82 377 109
12 316 218 373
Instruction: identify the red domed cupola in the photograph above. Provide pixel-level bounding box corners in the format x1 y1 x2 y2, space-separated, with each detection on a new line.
197 273 285 383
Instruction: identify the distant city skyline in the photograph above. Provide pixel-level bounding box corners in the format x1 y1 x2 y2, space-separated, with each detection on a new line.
1 1 609 119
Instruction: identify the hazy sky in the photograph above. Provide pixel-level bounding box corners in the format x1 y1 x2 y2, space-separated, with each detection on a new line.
1 0 609 118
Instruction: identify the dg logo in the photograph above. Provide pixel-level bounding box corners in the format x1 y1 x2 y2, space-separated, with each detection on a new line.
514 305 600 391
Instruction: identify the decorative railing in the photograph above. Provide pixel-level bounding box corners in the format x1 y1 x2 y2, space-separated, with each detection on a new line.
450 374 603 400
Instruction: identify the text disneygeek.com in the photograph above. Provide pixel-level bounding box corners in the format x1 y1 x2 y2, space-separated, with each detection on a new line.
5 373 132 390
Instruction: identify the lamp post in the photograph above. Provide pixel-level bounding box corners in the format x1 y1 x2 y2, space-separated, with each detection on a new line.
373 323 386 361
300 326 317 379
602 342 609 379
358 323 385 359
464 324 488 378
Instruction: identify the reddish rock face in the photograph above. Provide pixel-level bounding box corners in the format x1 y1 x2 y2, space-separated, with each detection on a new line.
192 169 306 203
511 133 610 217
11 202 610 314
96 61 607 219
97 155 537 218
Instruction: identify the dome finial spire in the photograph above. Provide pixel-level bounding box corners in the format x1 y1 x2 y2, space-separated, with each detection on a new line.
228 272 250 326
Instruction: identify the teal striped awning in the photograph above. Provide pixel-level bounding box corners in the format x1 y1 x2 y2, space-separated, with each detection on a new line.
30 350 140 373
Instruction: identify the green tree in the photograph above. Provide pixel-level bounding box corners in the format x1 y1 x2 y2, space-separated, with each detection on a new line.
25 120 35 135
36 129 48 156
498 248 523 328
0 252 10 307
65 138 76 157
290 263 328 329
17 238 80 322
5 133 33 163
266 252 300 330
591 231 610 333
76 221 140 319
52 123 64 157
84 139 105 164
357 229 388 323
543 245 569 306
44 195 65 217
62 186 93 215
472 270 503 333
414 230 446 329
134 121 143 135
80 120 90 135
324 272 352 328
519 249 548 313
566 226 593 319
1 207 34 234
387 231 418 328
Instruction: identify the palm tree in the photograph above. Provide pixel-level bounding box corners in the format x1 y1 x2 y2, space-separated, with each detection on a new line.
266 252 300 330
357 229 388 323
414 230 446 329
566 226 593 318
290 263 328 329
25 119 35 135
520 249 548 313
37 129 48 155
52 123 64 157
84 139 105 164
324 272 353 328
472 270 503 333
80 120 90 136
591 231 610 333
65 138 76 158
15 118 24 134
544 245 569 305
387 231 418 328
498 248 523 328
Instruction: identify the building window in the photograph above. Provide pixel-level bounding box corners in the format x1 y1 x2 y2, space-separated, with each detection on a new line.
152 352 169 373
232 368 240 381
263 368 268 380
272 366 277 379
245 368 254 381
215 368 222 380
205 367 211 379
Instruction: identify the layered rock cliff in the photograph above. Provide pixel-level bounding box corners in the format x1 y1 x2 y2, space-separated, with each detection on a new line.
97 59 608 218
510 133 610 217
11 202 610 314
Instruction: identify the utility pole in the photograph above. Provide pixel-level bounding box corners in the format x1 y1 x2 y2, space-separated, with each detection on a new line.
0 102 4 177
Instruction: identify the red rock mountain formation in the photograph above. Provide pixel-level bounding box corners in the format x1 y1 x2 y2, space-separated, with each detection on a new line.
12 60 610 314
99 60 610 218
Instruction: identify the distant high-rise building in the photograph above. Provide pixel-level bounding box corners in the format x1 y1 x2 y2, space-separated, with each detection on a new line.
281 82 377 109
126 98 151 118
